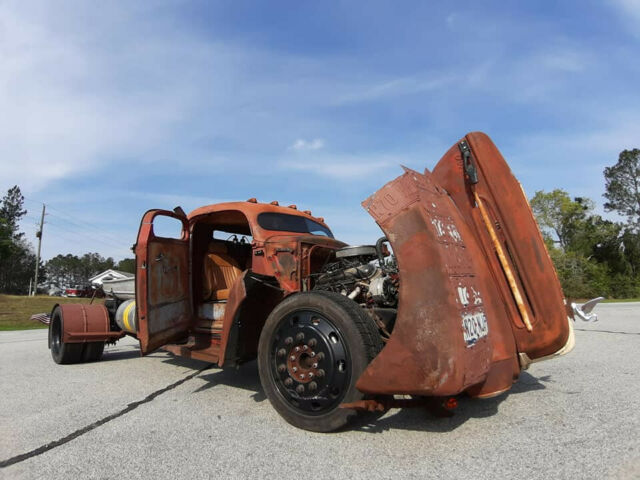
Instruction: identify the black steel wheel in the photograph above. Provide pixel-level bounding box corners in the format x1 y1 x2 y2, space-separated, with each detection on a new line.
49 307 84 364
258 291 383 432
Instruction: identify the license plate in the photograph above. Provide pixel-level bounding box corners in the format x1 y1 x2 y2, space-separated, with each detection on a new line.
462 311 489 347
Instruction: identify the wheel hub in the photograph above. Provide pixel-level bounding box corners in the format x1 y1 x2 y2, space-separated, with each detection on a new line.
271 310 350 414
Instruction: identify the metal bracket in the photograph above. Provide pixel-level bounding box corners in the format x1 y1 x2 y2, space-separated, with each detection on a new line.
571 296 604 322
458 140 478 184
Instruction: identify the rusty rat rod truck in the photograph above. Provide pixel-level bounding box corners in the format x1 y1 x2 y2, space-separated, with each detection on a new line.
46 132 597 432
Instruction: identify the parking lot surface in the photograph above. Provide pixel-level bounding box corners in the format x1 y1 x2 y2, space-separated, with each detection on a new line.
1 303 638 479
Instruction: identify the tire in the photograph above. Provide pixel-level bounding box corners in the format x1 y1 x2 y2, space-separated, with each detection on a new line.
49 307 84 364
257 291 383 432
82 342 105 362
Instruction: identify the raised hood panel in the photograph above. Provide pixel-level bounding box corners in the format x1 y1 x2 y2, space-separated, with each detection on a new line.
356 132 568 397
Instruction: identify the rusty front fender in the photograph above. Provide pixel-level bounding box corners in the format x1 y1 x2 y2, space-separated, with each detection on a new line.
356 168 495 396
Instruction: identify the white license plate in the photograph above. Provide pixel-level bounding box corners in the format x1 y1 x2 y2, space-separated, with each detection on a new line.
462 311 489 347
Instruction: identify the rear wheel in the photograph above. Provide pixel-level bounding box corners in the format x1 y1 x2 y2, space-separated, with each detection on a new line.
82 342 105 362
49 307 84 364
258 291 383 432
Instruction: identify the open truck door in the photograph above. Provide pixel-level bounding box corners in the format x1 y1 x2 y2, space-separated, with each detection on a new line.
135 209 191 354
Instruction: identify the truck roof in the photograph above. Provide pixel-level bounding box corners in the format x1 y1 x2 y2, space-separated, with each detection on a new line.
187 199 332 240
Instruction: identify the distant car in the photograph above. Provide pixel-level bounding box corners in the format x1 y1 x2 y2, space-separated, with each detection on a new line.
64 285 91 297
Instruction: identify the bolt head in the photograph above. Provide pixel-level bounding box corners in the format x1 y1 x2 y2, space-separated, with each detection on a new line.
292 367 298 372
308 382 317 391
308 338 317 348
317 369 325 378
312 362 318 368
302 345 308 351
277 348 286 357
284 337 293 345
299 374 305 379
310 351 316 357
277 364 286 373
316 352 325 361
295 346 300 352
290 355 296 361
295 332 304 341
308 372 314 378
284 378 293 386
296 385 305 394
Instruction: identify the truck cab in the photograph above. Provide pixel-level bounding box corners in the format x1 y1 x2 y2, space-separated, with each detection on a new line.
134 200 345 367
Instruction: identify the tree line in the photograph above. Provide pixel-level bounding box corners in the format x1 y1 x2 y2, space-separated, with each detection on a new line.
0 186 134 295
530 148 640 299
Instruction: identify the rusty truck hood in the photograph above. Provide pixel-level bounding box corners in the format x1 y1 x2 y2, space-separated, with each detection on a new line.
356 132 570 398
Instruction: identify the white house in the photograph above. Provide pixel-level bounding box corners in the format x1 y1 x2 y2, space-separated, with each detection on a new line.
88 269 134 286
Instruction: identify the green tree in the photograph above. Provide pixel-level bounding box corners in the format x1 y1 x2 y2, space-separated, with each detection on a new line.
116 258 135 274
0 186 38 294
0 186 27 238
530 189 592 249
604 148 640 230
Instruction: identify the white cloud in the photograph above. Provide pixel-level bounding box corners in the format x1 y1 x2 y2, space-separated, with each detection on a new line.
0 2 222 191
289 138 325 151
613 0 640 21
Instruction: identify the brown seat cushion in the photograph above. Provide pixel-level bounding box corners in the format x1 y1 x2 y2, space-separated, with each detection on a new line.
202 242 243 301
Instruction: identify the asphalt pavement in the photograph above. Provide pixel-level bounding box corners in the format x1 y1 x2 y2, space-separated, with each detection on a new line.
1 303 638 479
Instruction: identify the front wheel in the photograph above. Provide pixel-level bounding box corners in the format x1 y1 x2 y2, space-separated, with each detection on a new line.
257 291 383 432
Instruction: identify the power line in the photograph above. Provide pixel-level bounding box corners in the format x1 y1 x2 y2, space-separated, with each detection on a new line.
23 196 131 247
45 220 133 253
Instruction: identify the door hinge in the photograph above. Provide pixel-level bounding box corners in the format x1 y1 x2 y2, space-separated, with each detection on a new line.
458 140 478 185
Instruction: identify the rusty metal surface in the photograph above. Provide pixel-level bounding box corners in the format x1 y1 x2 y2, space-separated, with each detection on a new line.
355 131 568 398
357 167 495 396
54 303 122 343
432 132 569 359
135 209 192 354
188 201 332 243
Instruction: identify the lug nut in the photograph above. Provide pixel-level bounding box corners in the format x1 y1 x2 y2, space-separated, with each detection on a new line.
285 337 293 345
316 369 325 378
312 362 318 368
295 332 304 341
308 382 317 391
308 372 314 378
284 378 293 386
308 338 317 348
278 364 287 373
310 352 316 357
302 345 308 351
296 385 305 394
316 352 325 361
277 348 286 357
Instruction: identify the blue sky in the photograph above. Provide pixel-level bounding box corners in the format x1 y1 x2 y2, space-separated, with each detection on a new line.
1 0 639 261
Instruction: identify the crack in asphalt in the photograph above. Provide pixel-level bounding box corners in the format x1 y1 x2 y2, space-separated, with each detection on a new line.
575 328 640 336
0 364 213 469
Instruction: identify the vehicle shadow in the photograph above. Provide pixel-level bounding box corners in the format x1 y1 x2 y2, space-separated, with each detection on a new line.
352 371 549 434
190 360 267 403
101 347 141 362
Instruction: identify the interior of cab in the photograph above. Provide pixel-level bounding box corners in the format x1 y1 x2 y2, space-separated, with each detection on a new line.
190 210 253 334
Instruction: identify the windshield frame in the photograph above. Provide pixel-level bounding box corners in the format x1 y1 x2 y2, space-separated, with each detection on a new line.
257 212 334 238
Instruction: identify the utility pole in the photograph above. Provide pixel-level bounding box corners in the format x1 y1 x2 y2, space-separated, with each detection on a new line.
33 204 45 296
